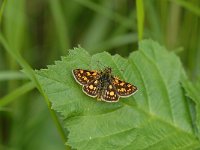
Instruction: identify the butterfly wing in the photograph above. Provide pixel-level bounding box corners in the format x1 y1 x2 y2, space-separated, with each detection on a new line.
101 83 119 102
112 77 137 97
82 79 99 97
72 69 100 85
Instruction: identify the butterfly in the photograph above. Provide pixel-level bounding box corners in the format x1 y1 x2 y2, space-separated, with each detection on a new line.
72 67 138 102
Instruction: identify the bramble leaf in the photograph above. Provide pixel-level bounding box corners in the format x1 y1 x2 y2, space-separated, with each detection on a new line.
35 40 200 150
182 77 200 139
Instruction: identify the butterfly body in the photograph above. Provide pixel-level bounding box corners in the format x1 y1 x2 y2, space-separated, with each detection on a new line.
72 67 137 102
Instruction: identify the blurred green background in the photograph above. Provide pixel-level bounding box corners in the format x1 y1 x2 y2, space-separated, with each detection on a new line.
0 0 200 149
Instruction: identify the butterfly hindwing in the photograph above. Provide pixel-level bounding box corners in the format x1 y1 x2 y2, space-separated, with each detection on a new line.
112 77 137 97
72 69 100 85
101 83 119 102
82 79 99 97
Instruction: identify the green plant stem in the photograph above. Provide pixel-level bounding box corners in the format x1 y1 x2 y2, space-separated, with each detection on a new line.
136 0 144 41
0 34 68 147
0 82 35 107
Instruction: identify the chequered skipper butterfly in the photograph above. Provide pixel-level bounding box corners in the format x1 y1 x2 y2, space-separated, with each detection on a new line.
72 67 138 102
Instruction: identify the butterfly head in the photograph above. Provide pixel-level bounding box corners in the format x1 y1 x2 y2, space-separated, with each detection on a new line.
103 67 112 74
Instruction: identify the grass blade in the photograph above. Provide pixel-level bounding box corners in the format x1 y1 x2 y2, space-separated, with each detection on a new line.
0 82 35 107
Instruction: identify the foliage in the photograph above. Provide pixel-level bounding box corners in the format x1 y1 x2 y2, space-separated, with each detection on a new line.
36 40 200 149
182 77 200 139
0 0 200 149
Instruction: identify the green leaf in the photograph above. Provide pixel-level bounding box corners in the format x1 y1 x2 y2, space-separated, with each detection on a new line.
35 40 200 150
182 77 200 139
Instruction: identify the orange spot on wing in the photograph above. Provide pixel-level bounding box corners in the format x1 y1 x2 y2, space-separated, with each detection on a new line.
115 79 119 83
89 85 93 89
83 77 88 80
86 72 91 75
120 82 125 86
92 72 97 76
110 91 115 96
127 84 132 87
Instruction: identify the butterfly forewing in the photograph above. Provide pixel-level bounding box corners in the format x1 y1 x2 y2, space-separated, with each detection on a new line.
82 79 99 97
72 69 100 85
101 83 119 102
112 77 137 97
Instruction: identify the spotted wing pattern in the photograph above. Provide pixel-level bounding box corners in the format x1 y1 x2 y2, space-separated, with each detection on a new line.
72 67 138 102
112 77 137 97
101 83 119 102
72 69 100 85
82 79 99 97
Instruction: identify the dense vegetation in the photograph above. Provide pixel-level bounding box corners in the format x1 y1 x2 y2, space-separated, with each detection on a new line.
0 0 200 150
